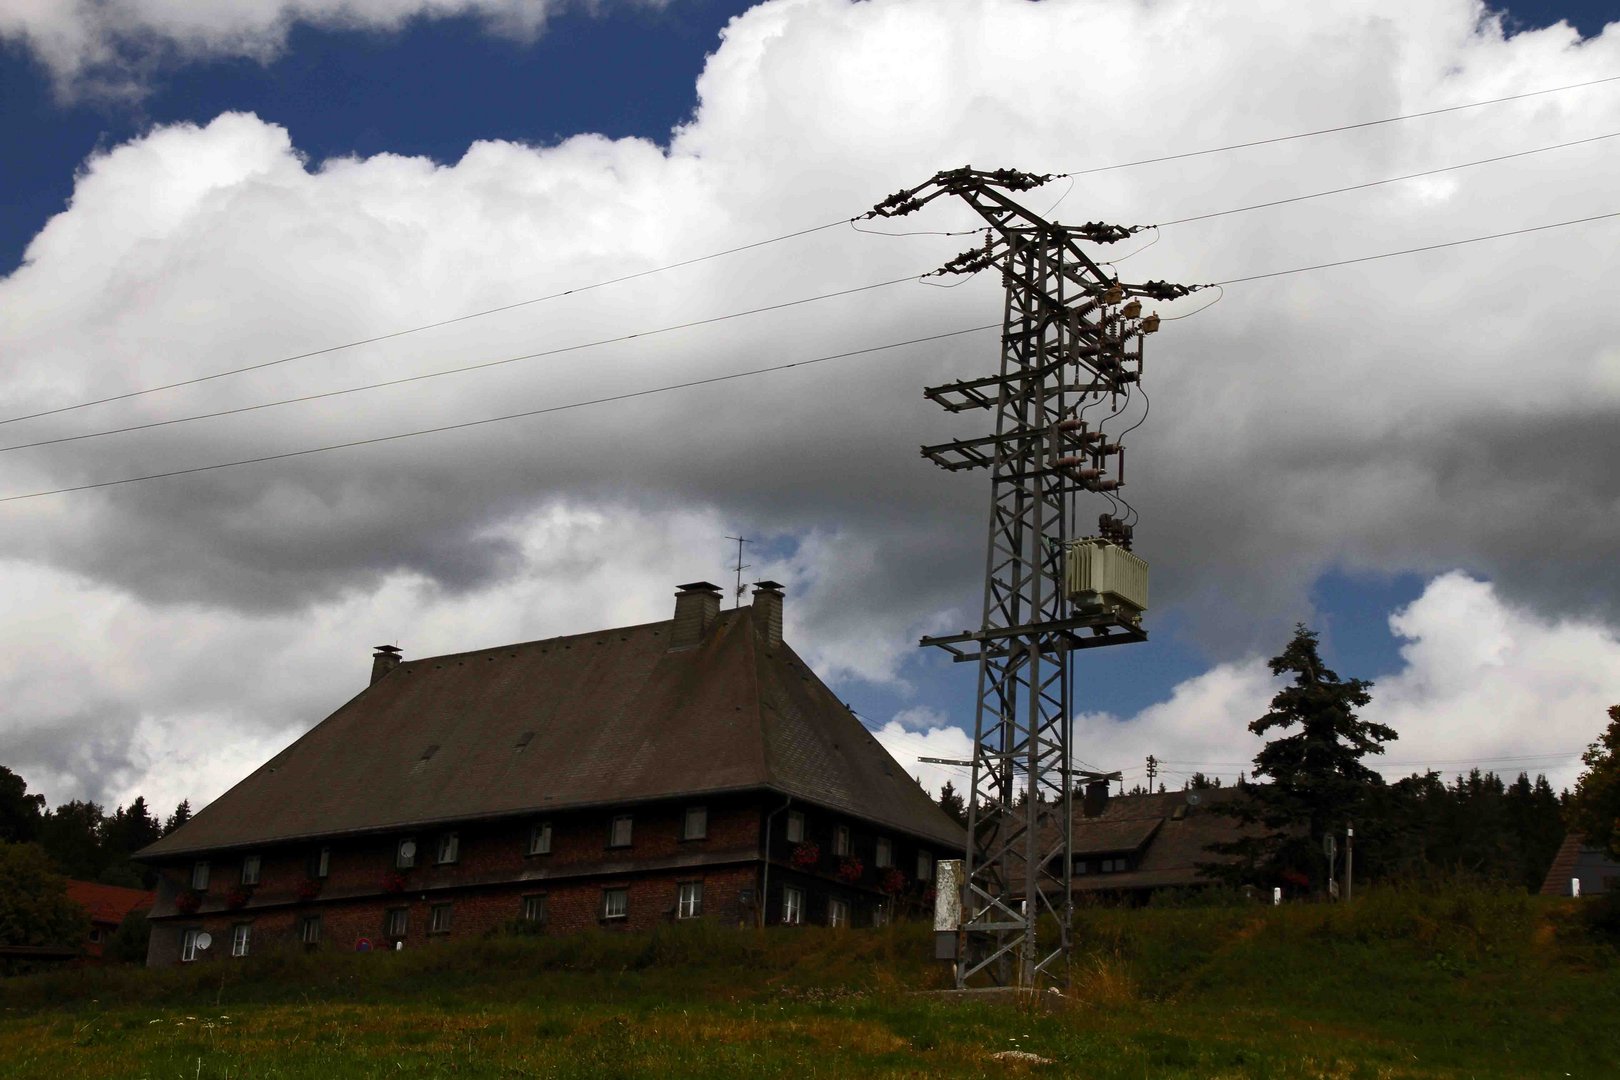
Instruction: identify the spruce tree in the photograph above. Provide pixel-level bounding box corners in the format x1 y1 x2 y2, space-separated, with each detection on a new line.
1569 704 1620 859
1205 624 1395 891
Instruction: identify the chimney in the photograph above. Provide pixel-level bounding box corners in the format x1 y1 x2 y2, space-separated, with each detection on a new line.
670 582 723 648
371 645 402 684
751 581 784 649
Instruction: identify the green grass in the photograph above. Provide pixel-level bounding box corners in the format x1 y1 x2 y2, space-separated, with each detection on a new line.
3 888 1617 1078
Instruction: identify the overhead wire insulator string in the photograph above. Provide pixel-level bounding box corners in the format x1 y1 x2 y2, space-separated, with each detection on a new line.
1057 72 1620 177
0 218 853 428
0 272 929 454
0 324 999 505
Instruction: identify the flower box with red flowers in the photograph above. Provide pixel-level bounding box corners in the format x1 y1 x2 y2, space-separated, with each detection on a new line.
225 886 253 910
879 868 907 895
381 871 407 894
789 842 820 870
836 856 864 884
295 878 323 901
174 889 203 915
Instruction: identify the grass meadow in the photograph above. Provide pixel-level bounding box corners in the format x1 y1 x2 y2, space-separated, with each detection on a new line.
2 886 1616 1078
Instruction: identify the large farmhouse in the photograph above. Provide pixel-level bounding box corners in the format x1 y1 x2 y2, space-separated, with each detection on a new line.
137 582 964 967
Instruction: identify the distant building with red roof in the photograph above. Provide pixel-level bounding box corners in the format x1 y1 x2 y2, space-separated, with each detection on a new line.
64 880 155 960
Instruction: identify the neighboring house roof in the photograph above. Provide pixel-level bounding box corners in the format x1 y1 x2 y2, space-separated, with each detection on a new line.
1539 833 1620 896
1067 787 1252 893
64 880 155 926
138 605 964 859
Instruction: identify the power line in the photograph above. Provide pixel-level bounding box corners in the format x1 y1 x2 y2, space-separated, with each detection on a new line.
0 324 998 505
16 77 1619 431
1152 129 1620 228
1213 209 1620 285
1061 72 1620 177
0 272 925 455
0 218 851 428
12 204 1620 485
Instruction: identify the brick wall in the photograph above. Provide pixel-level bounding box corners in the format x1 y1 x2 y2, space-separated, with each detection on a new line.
145 791 959 966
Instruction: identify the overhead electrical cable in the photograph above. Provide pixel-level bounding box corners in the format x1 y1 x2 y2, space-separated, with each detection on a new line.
0 324 999 505
1212 209 1620 285
15 79 1618 430
0 218 851 428
0 272 926 455
1060 72 1620 176
11 78 1616 429
1151 129 1620 227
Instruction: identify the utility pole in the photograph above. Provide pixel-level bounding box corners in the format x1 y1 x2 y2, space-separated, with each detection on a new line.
1346 821 1354 904
869 167 1190 989
725 535 751 609
1145 754 1159 790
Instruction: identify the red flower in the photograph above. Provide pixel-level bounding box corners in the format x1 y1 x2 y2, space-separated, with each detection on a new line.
295 878 323 901
790 842 820 869
225 887 252 910
1280 869 1310 888
381 871 407 894
836 856 864 884
174 889 202 915
880 868 907 895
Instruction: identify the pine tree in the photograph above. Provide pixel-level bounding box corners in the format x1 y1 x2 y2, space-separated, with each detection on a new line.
163 800 192 835
1204 624 1394 891
1569 704 1620 859
937 781 967 827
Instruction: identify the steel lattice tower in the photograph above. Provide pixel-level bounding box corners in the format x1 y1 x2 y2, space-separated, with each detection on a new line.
869 168 1189 988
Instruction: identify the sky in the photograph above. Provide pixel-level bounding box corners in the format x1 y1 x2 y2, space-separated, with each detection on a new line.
2 0 1619 818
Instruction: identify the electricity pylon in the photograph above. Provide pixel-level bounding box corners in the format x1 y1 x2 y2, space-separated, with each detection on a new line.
868 168 1189 988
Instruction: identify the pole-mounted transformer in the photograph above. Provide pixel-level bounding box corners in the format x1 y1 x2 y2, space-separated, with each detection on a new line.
868 167 1191 988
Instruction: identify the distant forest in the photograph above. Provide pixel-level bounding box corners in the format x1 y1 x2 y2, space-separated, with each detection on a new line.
0 765 188 890
938 767 1567 894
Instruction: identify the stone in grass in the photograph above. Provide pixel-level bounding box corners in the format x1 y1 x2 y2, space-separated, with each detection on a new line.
991 1049 1054 1065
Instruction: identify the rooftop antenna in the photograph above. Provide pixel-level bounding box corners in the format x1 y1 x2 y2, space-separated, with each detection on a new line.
725 535 751 608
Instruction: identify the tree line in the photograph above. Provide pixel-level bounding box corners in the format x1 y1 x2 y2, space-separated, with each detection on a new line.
935 624 1617 897
0 765 190 889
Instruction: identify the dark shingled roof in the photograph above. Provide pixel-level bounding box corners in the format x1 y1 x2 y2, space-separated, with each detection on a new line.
1068 787 1251 892
139 605 964 859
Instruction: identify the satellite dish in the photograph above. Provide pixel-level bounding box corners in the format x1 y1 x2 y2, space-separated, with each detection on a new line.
195 932 213 951
400 841 417 859
1186 792 1202 807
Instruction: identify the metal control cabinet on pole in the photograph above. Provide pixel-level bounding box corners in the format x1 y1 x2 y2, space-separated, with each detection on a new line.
869 168 1189 989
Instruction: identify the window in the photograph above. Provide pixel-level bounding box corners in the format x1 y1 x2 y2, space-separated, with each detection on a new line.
782 885 804 925
385 907 408 938
917 852 934 882
677 882 703 919
396 838 417 869
308 846 330 879
191 861 210 890
181 928 201 963
1074 860 1089 875
609 815 633 848
1100 857 1127 873
528 821 552 856
436 833 460 865
602 888 628 920
828 898 849 928
88 928 102 943
875 837 893 868
682 806 707 840
231 923 251 957
240 854 260 886
300 915 321 945
429 903 453 934
785 810 805 844
833 826 851 857
522 894 548 924
872 905 888 928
